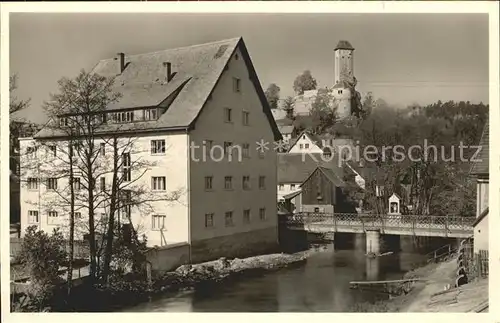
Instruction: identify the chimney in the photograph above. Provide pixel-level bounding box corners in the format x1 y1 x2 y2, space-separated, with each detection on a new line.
163 62 174 82
117 52 125 74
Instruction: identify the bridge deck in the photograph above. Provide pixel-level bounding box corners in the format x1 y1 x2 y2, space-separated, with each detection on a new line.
283 213 474 238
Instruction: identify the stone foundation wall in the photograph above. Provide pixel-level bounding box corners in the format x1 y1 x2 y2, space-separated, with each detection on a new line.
145 242 190 274
191 227 279 263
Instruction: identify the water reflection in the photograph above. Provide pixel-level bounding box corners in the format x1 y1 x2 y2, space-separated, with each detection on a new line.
123 248 427 312
366 257 379 281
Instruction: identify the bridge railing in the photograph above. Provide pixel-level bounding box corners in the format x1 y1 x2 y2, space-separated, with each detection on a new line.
284 212 474 233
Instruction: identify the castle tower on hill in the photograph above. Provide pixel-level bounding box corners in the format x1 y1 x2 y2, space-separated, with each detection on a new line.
290 40 356 121
332 40 355 120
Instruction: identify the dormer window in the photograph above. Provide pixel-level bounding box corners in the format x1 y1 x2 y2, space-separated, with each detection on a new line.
111 111 134 123
144 108 159 121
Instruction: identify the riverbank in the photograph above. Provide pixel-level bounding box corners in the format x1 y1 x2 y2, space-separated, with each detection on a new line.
40 248 326 311
152 248 323 293
351 257 489 312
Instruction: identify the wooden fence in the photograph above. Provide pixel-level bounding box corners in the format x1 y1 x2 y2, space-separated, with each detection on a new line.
458 238 488 283
476 250 489 278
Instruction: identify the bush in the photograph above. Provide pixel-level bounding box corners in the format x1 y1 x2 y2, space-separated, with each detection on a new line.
15 226 67 311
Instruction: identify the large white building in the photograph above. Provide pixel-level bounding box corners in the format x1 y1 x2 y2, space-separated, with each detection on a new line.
19 37 282 263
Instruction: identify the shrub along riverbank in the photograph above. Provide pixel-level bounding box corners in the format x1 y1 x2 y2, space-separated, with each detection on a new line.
45 249 322 312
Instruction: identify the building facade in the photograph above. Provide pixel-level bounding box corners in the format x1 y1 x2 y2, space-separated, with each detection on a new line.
471 119 489 254
19 37 282 263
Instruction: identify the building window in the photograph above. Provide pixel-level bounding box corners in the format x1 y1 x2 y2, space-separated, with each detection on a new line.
259 176 266 190
224 108 233 123
100 143 106 156
224 176 233 190
243 209 251 224
48 145 57 157
59 117 69 127
119 190 132 221
299 144 303 149
305 144 309 149
205 176 213 190
259 208 266 221
100 177 106 192
291 184 296 190
26 146 37 158
112 111 134 123
242 111 250 125
96 113 107 125
152 215 166 230
224 141 233 156
73 177 81 190
151 140 166 154
233 78 241 93
122 152 131 182
204 140 213 153
205 213 214 228
47 178 58 190
278 184 284 191
28 210 39 224
144 108 158 121
242 143 250 158
152 176 166 191
242 176 251 190
338 90 343 95
27 178 38 190
225 211 234 226
47 211 58 225
74 212 82 219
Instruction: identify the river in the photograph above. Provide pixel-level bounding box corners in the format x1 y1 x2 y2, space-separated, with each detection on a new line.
121 245 428 312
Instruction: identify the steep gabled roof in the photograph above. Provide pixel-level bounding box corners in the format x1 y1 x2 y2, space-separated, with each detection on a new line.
35 37 281 141
299 165 348 189
470 119 489 177
278 125 294 135
287 130 323 151
278 153 322 183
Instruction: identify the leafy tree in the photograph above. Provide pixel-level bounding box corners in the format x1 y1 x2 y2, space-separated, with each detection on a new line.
354 100 487 217
360 92 375 119
309 88 337 134
15 226 67 311
293 70 317 95
282 96 295 119
264 83 281 110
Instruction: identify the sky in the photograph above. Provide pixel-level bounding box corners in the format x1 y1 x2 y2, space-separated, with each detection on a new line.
9 13 489 123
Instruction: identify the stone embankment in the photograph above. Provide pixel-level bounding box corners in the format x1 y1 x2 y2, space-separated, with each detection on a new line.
152 249 320 294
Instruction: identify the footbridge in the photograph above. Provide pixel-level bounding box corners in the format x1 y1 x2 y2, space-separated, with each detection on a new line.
283 213 474 238
282 213 474 254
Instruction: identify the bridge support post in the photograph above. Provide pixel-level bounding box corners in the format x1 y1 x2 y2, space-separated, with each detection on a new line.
354 233 365 251
366 229 381 255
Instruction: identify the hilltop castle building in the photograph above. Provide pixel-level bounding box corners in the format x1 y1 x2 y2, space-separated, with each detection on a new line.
292 40 356 120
